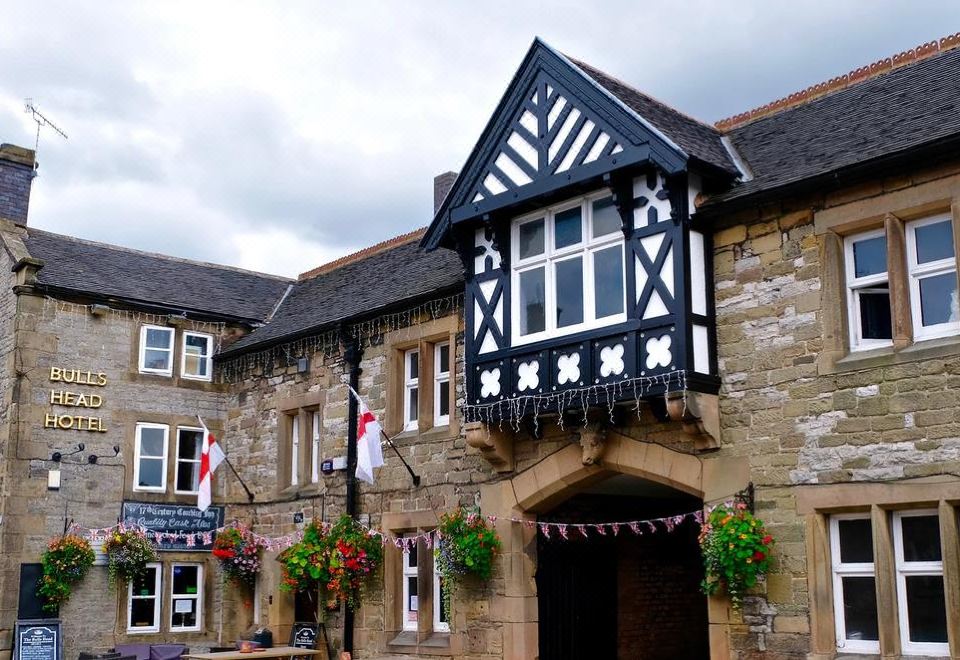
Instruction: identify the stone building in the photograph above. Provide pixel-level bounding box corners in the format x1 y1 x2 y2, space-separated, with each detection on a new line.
3 31 960 660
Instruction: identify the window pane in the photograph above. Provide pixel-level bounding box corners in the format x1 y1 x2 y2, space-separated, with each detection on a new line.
519 267 546 335
901 515 941 562
594 245 624 318
138 459 163 488
852 236 887 278
915 219 955 264
143 349 171 371
555 258 584 328
438 576 448 623
407 547 418 569
518 219 545 259
171 599 197 629
592 197 620 237
554 207 582 249
140 428 165 457
408 388 418 421
132 568 157 596
178 430 202 460
919 272 959 327
146 328 172 349
185 334 209 355
173 565 199 594
130 599 156 628
407 351 419 380
838 518 873 564
407 575 418 604
438 345 449 374
841 576 879 642
438 384 450 418
905 575 948 643
176 461 199 492
858 290 892 340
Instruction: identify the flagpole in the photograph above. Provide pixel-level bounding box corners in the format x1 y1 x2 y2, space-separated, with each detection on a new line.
379 428 420 486
222 456 255 503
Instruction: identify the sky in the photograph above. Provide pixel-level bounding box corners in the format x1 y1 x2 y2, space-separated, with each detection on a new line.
2 2 959 278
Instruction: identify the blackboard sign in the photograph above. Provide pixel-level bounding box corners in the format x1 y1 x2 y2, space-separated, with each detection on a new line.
290 622 320 649
15 620 61 660
122 501 224 551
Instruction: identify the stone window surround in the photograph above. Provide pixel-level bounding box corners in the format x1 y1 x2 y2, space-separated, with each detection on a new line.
384 315 459 439
816 174 960 374
797 478 960 659
276 390 325 495
381 510 461 657
117 554 214 641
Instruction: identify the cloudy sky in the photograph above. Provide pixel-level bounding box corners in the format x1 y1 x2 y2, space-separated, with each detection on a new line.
1 2 958 277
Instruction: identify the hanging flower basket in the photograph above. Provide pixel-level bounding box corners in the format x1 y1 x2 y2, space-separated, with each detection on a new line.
278 521 329 594
434 508 501 620
38 534 95 611
323 515 382 609
104 527 158 586
213 524 265 589
699 502 773 608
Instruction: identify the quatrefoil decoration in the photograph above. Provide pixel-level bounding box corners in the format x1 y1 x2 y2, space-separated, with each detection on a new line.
599 344 625 377
557 353 581 385
517 361 540 392
480 368 501 398
645 335 672 369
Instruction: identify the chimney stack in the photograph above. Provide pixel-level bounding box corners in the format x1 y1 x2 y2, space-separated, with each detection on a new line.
0 144 36 225
433 171 458 214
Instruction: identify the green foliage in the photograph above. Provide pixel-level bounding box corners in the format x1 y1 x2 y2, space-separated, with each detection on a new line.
699 503 774 608
38 534 95 612
213 525 265 589
434 508 501 622
278 516 383 609
104 528 158 586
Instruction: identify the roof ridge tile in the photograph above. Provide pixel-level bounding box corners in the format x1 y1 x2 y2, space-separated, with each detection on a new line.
298 227 426 280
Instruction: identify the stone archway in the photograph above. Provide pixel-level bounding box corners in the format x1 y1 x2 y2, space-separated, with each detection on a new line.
479 429 748 660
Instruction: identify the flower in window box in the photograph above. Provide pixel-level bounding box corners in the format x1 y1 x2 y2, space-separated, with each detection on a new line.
104 527 159 586
38 534 96 611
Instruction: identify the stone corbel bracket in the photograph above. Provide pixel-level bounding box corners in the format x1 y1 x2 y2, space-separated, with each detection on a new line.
576 422 608 465
665 390 721 450
465 421 514 473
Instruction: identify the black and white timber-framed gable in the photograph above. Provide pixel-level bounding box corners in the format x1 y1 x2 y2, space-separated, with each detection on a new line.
422 38 740 428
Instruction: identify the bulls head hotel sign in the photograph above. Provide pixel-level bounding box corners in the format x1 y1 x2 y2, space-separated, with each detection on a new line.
44 367 108 432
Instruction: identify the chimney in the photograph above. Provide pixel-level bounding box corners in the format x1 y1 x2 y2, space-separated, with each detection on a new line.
0 144 36 225
433 171 458 214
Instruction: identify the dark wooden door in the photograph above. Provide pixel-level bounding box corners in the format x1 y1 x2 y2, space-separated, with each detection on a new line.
536 535 618 660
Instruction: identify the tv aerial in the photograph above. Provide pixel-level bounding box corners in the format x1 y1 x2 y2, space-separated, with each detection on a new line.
24 99 68 157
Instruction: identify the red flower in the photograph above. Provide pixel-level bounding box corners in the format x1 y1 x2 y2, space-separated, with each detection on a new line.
753 551 766 561
762 535 773 545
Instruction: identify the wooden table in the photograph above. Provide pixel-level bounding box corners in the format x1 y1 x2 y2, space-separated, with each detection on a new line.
184 647 325 660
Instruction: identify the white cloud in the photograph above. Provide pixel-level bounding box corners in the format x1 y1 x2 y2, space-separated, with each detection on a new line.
0 1 957 277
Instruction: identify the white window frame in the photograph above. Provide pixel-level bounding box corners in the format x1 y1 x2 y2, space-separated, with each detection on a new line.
181 332 213 381
289 413 300 487
893 509 949 656
127 562 162 633
906 214 960 342
433 543 449 633
403 349 419 431
174 426 203 495
311 410 322 483
829 513 879 654
139 325 175 376
169 563 203 632
402 535 419 631
433 342 450 427
134 423 169 493
511 192 626 346
844 229 893 352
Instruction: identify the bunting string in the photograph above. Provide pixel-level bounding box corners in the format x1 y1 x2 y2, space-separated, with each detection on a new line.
67 507 706 553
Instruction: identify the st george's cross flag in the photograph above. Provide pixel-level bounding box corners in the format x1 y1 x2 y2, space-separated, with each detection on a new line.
197 416 226 512
349 386 385 484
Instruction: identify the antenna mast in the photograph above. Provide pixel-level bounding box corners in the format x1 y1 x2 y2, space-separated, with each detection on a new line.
24 99 68 155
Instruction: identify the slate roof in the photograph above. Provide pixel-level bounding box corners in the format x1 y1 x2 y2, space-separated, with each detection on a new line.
569 58 736 174
220 237 464 356
22 228 291 323
713 44 960 205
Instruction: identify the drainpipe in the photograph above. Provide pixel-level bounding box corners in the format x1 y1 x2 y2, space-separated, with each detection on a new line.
342 335 363 655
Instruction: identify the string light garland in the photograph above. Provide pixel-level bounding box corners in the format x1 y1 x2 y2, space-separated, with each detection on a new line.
216 293 464 382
